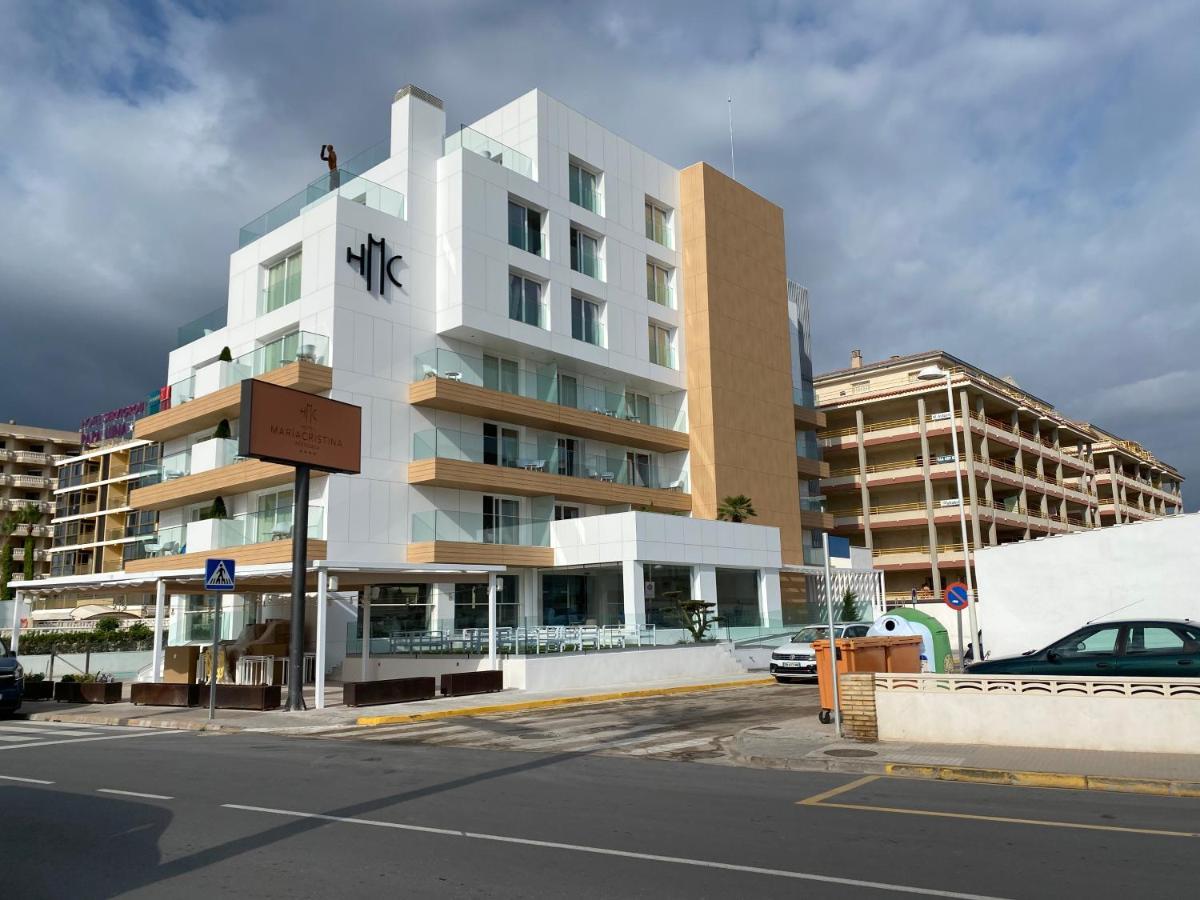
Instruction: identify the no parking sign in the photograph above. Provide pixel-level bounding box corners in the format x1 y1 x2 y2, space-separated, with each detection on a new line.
944 581 969 611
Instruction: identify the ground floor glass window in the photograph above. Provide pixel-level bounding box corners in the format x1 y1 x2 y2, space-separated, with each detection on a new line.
644 564 692 628
453 575 518 630
364 584 432 636
716 568 761 627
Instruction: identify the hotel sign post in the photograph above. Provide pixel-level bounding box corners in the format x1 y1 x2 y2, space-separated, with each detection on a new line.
239 380 362 711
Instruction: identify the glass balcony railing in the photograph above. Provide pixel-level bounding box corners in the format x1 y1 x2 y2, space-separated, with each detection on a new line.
793 381 817 408
444 125 533 179
412 427 687 491
124 507 325 562
799 496 827 513
176 306 227 348
221 331 330 387
797 431 822 460
413 347 687 431
239 167 405 248
411 509 550 547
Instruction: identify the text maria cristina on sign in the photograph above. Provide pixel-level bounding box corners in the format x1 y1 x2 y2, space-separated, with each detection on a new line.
238 379 362 474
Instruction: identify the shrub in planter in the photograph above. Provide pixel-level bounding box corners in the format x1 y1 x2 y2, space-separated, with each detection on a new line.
95 616 121 634
212 418 232 440
218 346 233 362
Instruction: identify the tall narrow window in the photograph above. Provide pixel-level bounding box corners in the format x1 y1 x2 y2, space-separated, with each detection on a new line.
571 295 603 346
483 354 520 395
624 391 650 424
570 227 602 280
556 438 579 477
483 495 520 544
557 373 578 409
625 452 652 487
644 201 672 248
569 162 600 213
263 250 302 313
507 200 543 256
508 273 543 327
648 322 674 368
646 261 673 307
482 423 520 468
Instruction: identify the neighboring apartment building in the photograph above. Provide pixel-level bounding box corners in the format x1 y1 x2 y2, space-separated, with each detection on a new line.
1090 427 1184 523
112 85 826 644
815 350 1183 624
0 422 79 585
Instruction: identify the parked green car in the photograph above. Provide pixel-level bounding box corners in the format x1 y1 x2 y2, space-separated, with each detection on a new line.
967 620 1200 678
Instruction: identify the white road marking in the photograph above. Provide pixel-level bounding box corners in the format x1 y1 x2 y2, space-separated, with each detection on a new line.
545 729 693 753
626 737 716 756
0 730 178 751
97 788 174 800
223 803 1010 899
0 774 54 784
0 728 99 739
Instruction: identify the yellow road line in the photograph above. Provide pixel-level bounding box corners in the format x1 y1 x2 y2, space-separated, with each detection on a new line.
808 799 1200 839
355 678 776 727
885 763 1200 798
797 775 881 806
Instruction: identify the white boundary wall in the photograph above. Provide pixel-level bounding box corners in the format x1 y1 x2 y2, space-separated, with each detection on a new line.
974 513 1200 658
875 674 1200 754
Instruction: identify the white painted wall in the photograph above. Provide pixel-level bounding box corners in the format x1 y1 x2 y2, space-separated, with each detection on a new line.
974 514 1200 658
876 689 1200 754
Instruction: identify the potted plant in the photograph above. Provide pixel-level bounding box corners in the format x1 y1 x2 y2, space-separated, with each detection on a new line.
218 346 233 362
716 495 756 523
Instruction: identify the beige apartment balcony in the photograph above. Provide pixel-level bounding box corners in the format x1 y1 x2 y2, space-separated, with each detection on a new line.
10 474 53 490
871 541 968 571
129 459 296 513
13 450 52 466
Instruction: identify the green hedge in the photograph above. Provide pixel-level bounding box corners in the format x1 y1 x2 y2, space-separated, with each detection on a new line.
18 623 157 655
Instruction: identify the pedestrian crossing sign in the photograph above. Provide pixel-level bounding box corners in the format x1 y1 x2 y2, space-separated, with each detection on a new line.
204 558 237 592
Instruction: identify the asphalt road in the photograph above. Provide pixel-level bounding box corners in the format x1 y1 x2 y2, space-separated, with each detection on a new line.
2 718 1199 899
308 682 824 761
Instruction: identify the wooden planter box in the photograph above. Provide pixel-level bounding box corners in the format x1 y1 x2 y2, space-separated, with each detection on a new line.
22 680 53 701
131 683 201 707
54 681 123 704
440 670 503 698
196 683 282 710
344 676 436 708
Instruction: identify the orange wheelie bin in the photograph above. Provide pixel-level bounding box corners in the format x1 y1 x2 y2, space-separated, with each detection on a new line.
812 635 923 723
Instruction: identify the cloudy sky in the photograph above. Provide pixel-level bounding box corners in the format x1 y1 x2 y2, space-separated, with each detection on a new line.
2 1 1197 504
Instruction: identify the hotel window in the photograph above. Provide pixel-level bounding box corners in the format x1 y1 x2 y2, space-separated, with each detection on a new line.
644 200 673 248
453 575 518 629
569 162 601 213
366 584 432 635
571 295 603 346
508 273 544 328
570 226 603 280
482 495 520 544
554 504 580 520
624 391 650 424
262 249 302 314
508 199 543 256
482 354 520 395
648 322 675 368
646 260 674 308
483 423 521 468
556 438 579 477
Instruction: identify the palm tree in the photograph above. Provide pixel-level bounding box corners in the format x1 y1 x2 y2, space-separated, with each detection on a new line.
0 502 42 600
716 494 756 523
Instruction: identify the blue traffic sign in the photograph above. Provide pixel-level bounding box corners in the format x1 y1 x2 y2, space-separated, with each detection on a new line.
204 558 237 592
944 581 969 611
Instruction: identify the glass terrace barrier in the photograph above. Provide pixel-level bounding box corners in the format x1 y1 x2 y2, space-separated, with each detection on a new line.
206 506 325 549
124 525 187 562
170 374 196 405
412 427 687 490
222 331 330 386
176 305 227 348
238 169 405 248
411 509 550 546
413 347 687 431
444 125 534 179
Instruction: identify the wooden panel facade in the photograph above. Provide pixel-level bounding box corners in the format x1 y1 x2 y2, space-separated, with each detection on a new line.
406 541 555 567
124 539 327 573
409 377 689 454
134 361 333 443
129 460 298 512
407 458 692 513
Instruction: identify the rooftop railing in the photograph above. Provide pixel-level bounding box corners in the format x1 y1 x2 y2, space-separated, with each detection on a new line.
445 125 533 179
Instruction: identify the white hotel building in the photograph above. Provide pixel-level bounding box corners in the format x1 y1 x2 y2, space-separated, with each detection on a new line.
17 86 832 672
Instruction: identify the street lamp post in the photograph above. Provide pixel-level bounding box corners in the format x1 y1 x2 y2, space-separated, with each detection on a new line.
917 365 980 663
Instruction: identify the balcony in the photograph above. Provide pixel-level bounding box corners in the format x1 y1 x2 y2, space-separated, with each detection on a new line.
129 458 295 513
408 510 555 567
124 508 325 573
137 357 332 445
445 125 533 179
238 166 404 248
168 330 329 410
409 429 690 513
2 499 52 514
413 348 687 442
13 450 51 465
799 496 835 531
10 474 51 490
177 305 227 348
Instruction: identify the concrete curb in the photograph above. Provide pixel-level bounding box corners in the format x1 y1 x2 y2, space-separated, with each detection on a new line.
884 763 1200 798
355 677 777 727
26 710 244 733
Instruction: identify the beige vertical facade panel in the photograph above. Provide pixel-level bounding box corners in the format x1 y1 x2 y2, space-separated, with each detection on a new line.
679 163 804 563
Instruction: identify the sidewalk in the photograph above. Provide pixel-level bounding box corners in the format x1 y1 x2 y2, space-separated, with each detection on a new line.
21 674 774 734
729 717 1200 796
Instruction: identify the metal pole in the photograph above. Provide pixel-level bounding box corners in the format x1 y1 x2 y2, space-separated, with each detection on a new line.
9 590 22 655
361 589 371 681
487 572 497 670
152 578 166 681
315 568 327 710
955 609 964 670
821 533 841 738
208 593 220 721
288 465 311 711
945 374 981 659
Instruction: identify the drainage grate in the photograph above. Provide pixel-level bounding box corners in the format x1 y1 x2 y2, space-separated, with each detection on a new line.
823 748 878 758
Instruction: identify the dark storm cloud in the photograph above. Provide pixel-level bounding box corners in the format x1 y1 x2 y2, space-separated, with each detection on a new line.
1 0 1196 504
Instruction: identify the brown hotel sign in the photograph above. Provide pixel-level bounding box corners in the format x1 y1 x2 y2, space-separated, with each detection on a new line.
239 380 362 474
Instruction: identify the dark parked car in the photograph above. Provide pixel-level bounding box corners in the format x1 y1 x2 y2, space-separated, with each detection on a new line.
967 619 1200 678
0 639 23 714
